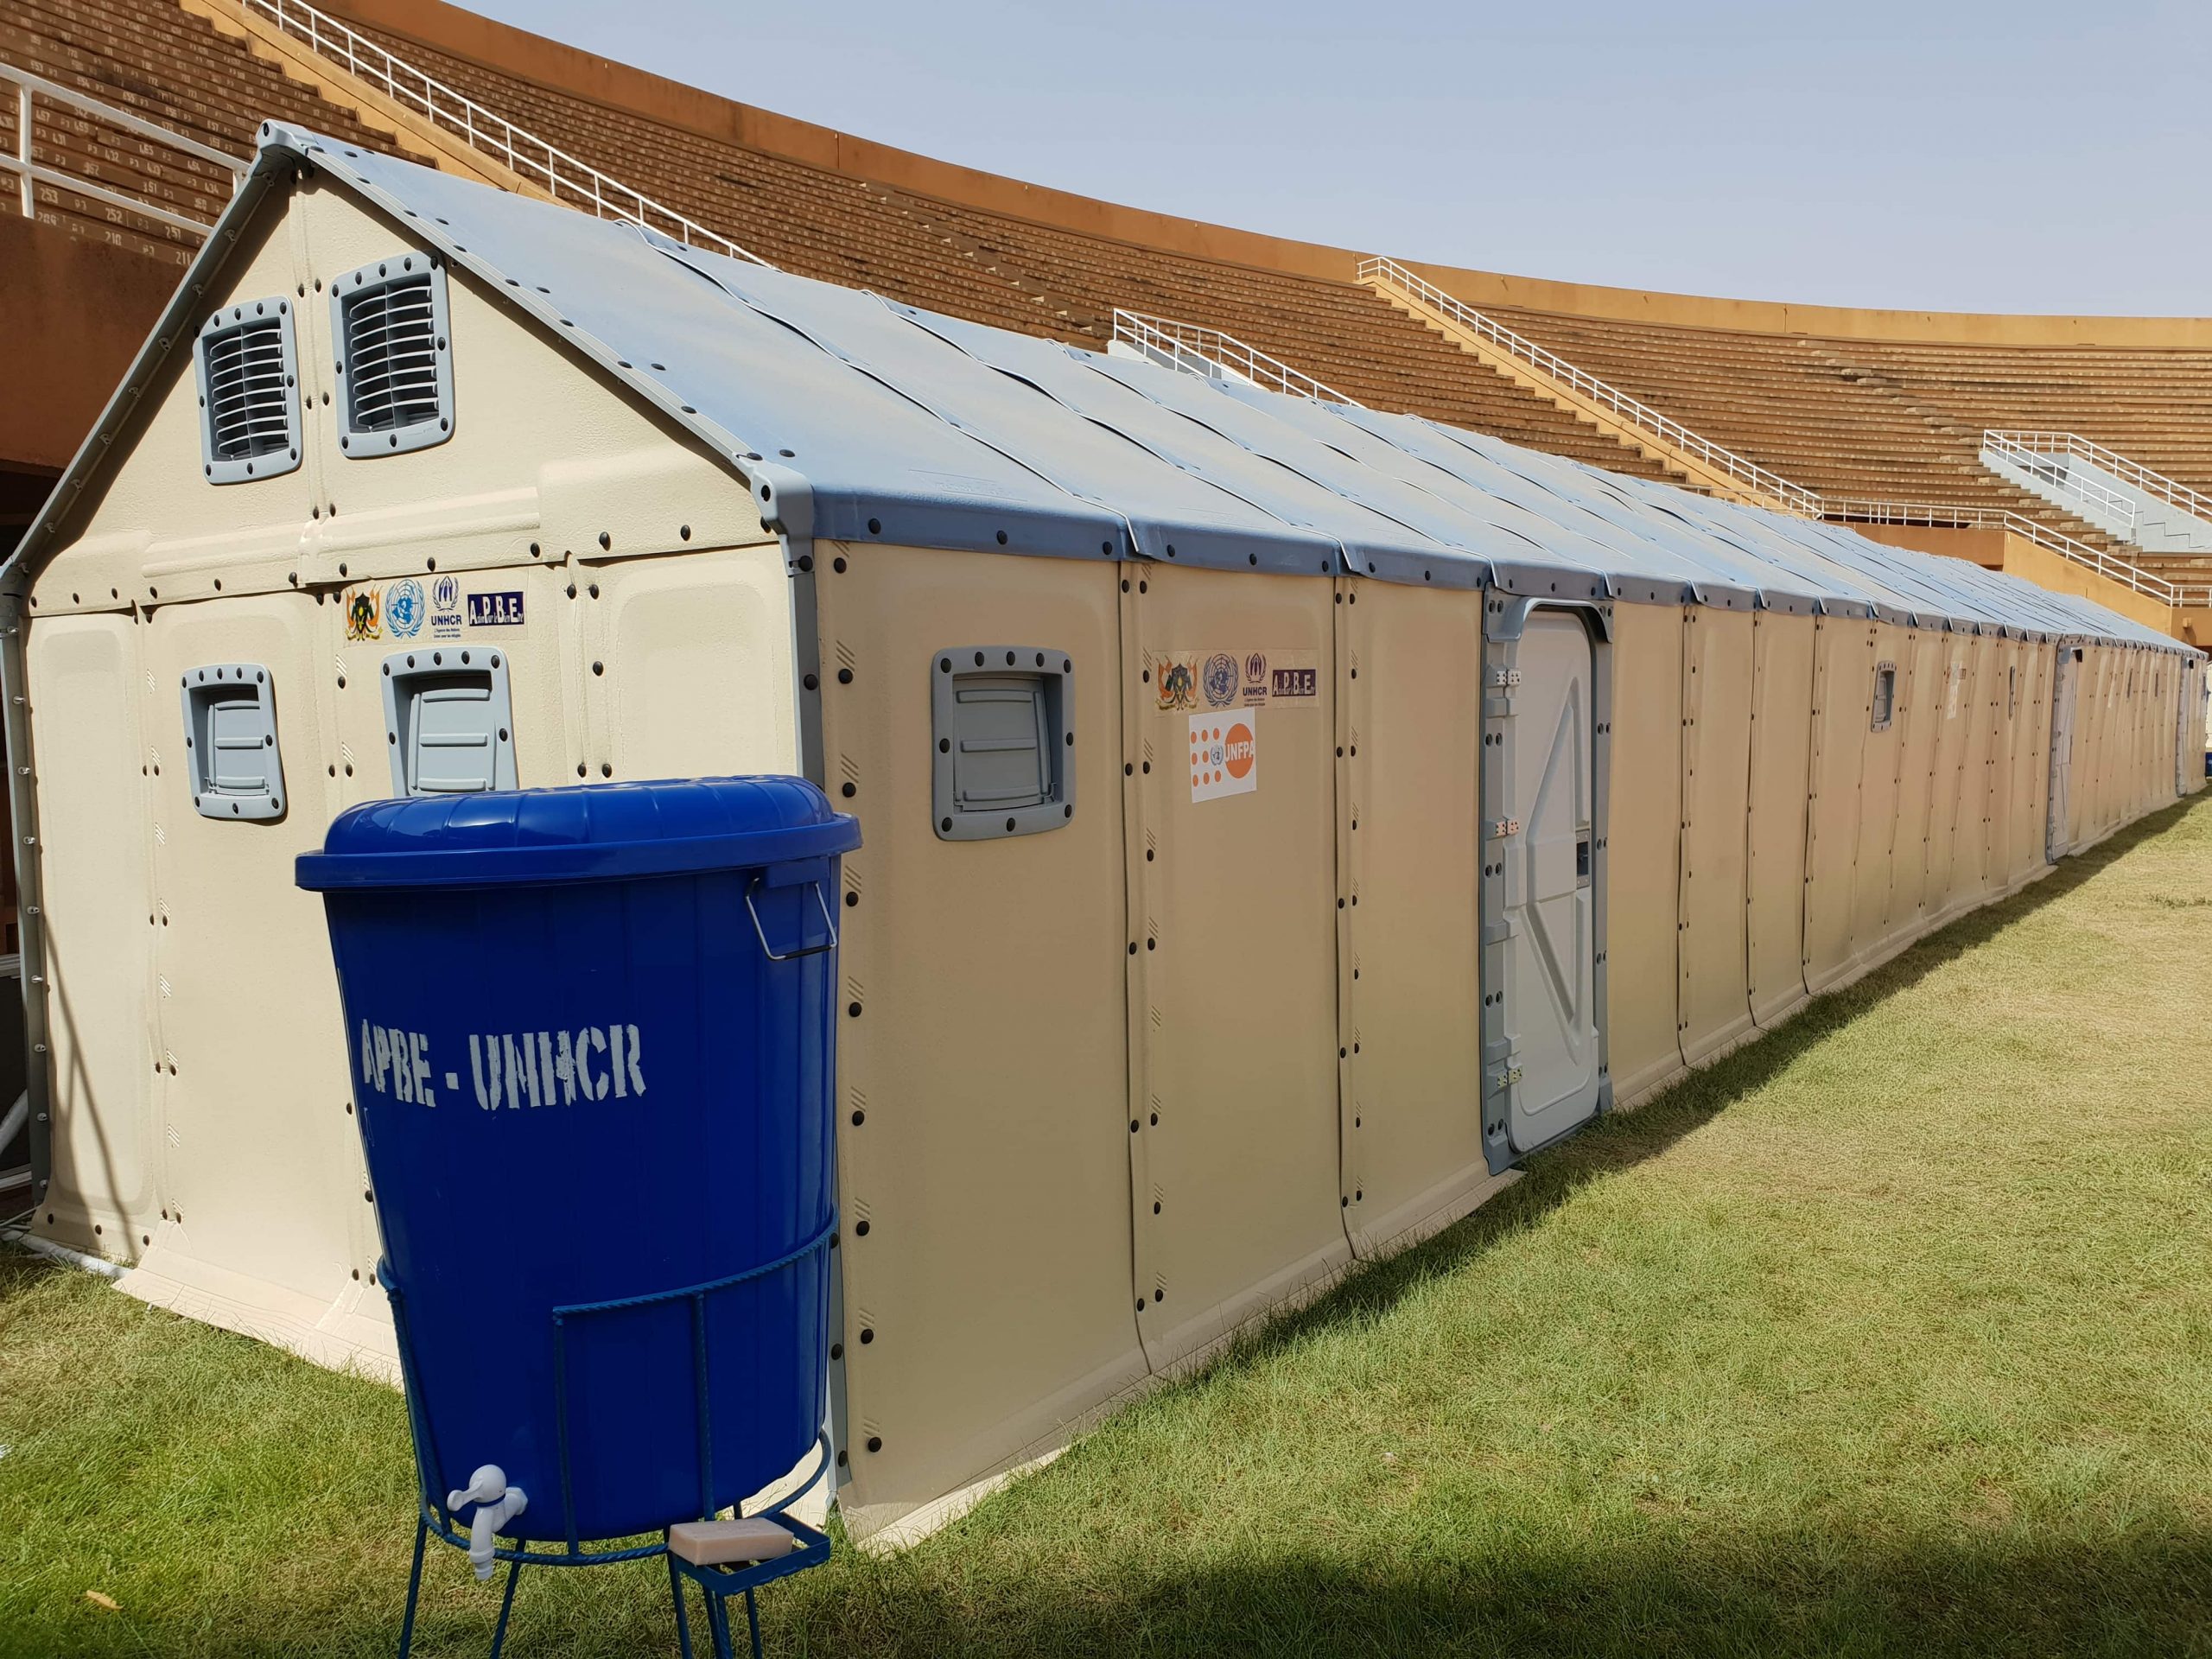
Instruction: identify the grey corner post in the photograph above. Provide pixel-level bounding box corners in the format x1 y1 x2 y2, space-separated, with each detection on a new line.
759 459 845 1493
0 594 52 1214
1478 586 1613 1179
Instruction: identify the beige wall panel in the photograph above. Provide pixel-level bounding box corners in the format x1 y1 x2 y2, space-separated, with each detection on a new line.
2070 647 2109 849
1128 564 1346 1369
2125 658 2145 818
2108 653 2131 826
2050 646 2082 856
1951 636 1998 914
2068 648 2097 850
2142 655 2171 814
2186 660 2202 796
24 616 158 1250
2096 647 2123 838
2115 655 2139 824
1923 633 1973 919
1677 607 1754 1065
817 544 1145 1541
1985 641 2023 893
1848 622 1905 969
1338 580 1498 1257
594 545 798 782
2014 645 2055 884
1885 629 1942 939
1605 601 1684 1103
1803 619 1873 994
2143 658 2168 814
2091 647 2115 839
2169 657 2193 798
2183 662 2207 796
1745 611 1813 1029
137 595 365 1311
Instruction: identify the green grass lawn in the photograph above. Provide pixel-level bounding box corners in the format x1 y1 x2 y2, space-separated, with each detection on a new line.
6 797 2212 1657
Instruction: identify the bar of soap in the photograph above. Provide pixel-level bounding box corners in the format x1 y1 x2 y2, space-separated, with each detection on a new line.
667 1517 797 1567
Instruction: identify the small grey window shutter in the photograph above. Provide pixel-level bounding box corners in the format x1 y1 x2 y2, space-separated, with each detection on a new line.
950 678 1051 811
1870 663 1897 731
179 664 286 819
931 647 1076 839
381 648 517 796
333 252 456 457
194 300 302 485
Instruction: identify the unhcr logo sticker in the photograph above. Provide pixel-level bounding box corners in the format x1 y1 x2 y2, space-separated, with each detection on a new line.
429 574 464 640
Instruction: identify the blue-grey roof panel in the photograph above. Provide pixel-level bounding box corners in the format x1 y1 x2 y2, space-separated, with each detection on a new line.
662 254 1343 573
1423 428 1812 612
898 306 1471 580
301 134 1141 562
1075 355 1499 588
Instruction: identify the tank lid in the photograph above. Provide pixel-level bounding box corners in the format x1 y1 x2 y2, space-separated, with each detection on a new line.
296 776 860 891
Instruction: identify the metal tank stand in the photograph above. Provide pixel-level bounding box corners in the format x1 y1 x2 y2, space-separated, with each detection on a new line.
664 1510 832 1659
381 1216 837 1658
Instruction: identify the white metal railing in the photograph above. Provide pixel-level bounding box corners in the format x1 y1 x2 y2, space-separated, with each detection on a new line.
1358 255 1825 515
1 61 247 236
1981 431 2139 530
238 0 772 267
1824 499 2212 607
1112 309 1357 405
1354 255 2212 611
1984 429 2212 531
1120 292 2212 613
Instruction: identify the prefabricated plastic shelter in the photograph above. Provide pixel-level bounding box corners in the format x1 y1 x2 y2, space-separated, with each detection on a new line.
6 128 2202 1545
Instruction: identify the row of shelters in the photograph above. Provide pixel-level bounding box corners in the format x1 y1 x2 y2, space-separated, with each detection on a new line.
3 129 2202 1541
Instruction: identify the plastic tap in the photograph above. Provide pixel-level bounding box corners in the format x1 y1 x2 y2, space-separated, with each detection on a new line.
447 1465 527 1580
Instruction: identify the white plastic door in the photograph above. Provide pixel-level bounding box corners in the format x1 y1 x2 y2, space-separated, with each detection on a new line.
1503 612 1600 1153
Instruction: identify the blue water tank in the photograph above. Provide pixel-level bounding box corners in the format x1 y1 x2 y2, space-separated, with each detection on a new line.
297 778 860 1544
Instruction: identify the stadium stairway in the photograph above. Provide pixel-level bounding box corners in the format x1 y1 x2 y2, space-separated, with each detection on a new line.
0 0 404 258
1359 258 2175 573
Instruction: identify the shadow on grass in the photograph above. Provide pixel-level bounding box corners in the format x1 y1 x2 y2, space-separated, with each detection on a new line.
288 1518 2212 1659
1200 796 2203 1379
781 1525 2212 1658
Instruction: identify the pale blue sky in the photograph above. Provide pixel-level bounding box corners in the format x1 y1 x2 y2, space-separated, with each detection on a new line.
464 0 2210 315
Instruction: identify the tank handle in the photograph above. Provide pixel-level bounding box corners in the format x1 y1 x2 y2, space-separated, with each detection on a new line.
744 877 839 962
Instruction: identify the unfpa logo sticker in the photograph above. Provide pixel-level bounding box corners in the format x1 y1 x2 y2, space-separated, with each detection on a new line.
1189 710 1257 803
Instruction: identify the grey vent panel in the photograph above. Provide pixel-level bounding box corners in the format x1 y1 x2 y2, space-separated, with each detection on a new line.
194 300 301 485
931 646 1075 840
381 646 516 797
334 252 454 457
179 664 286 820
1871 661 1897 732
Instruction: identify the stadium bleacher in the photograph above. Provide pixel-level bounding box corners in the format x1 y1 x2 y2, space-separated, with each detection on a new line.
0 0 398 258
4 0 2212 619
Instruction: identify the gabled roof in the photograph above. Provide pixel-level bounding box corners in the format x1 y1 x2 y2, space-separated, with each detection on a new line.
7 125 2193 657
